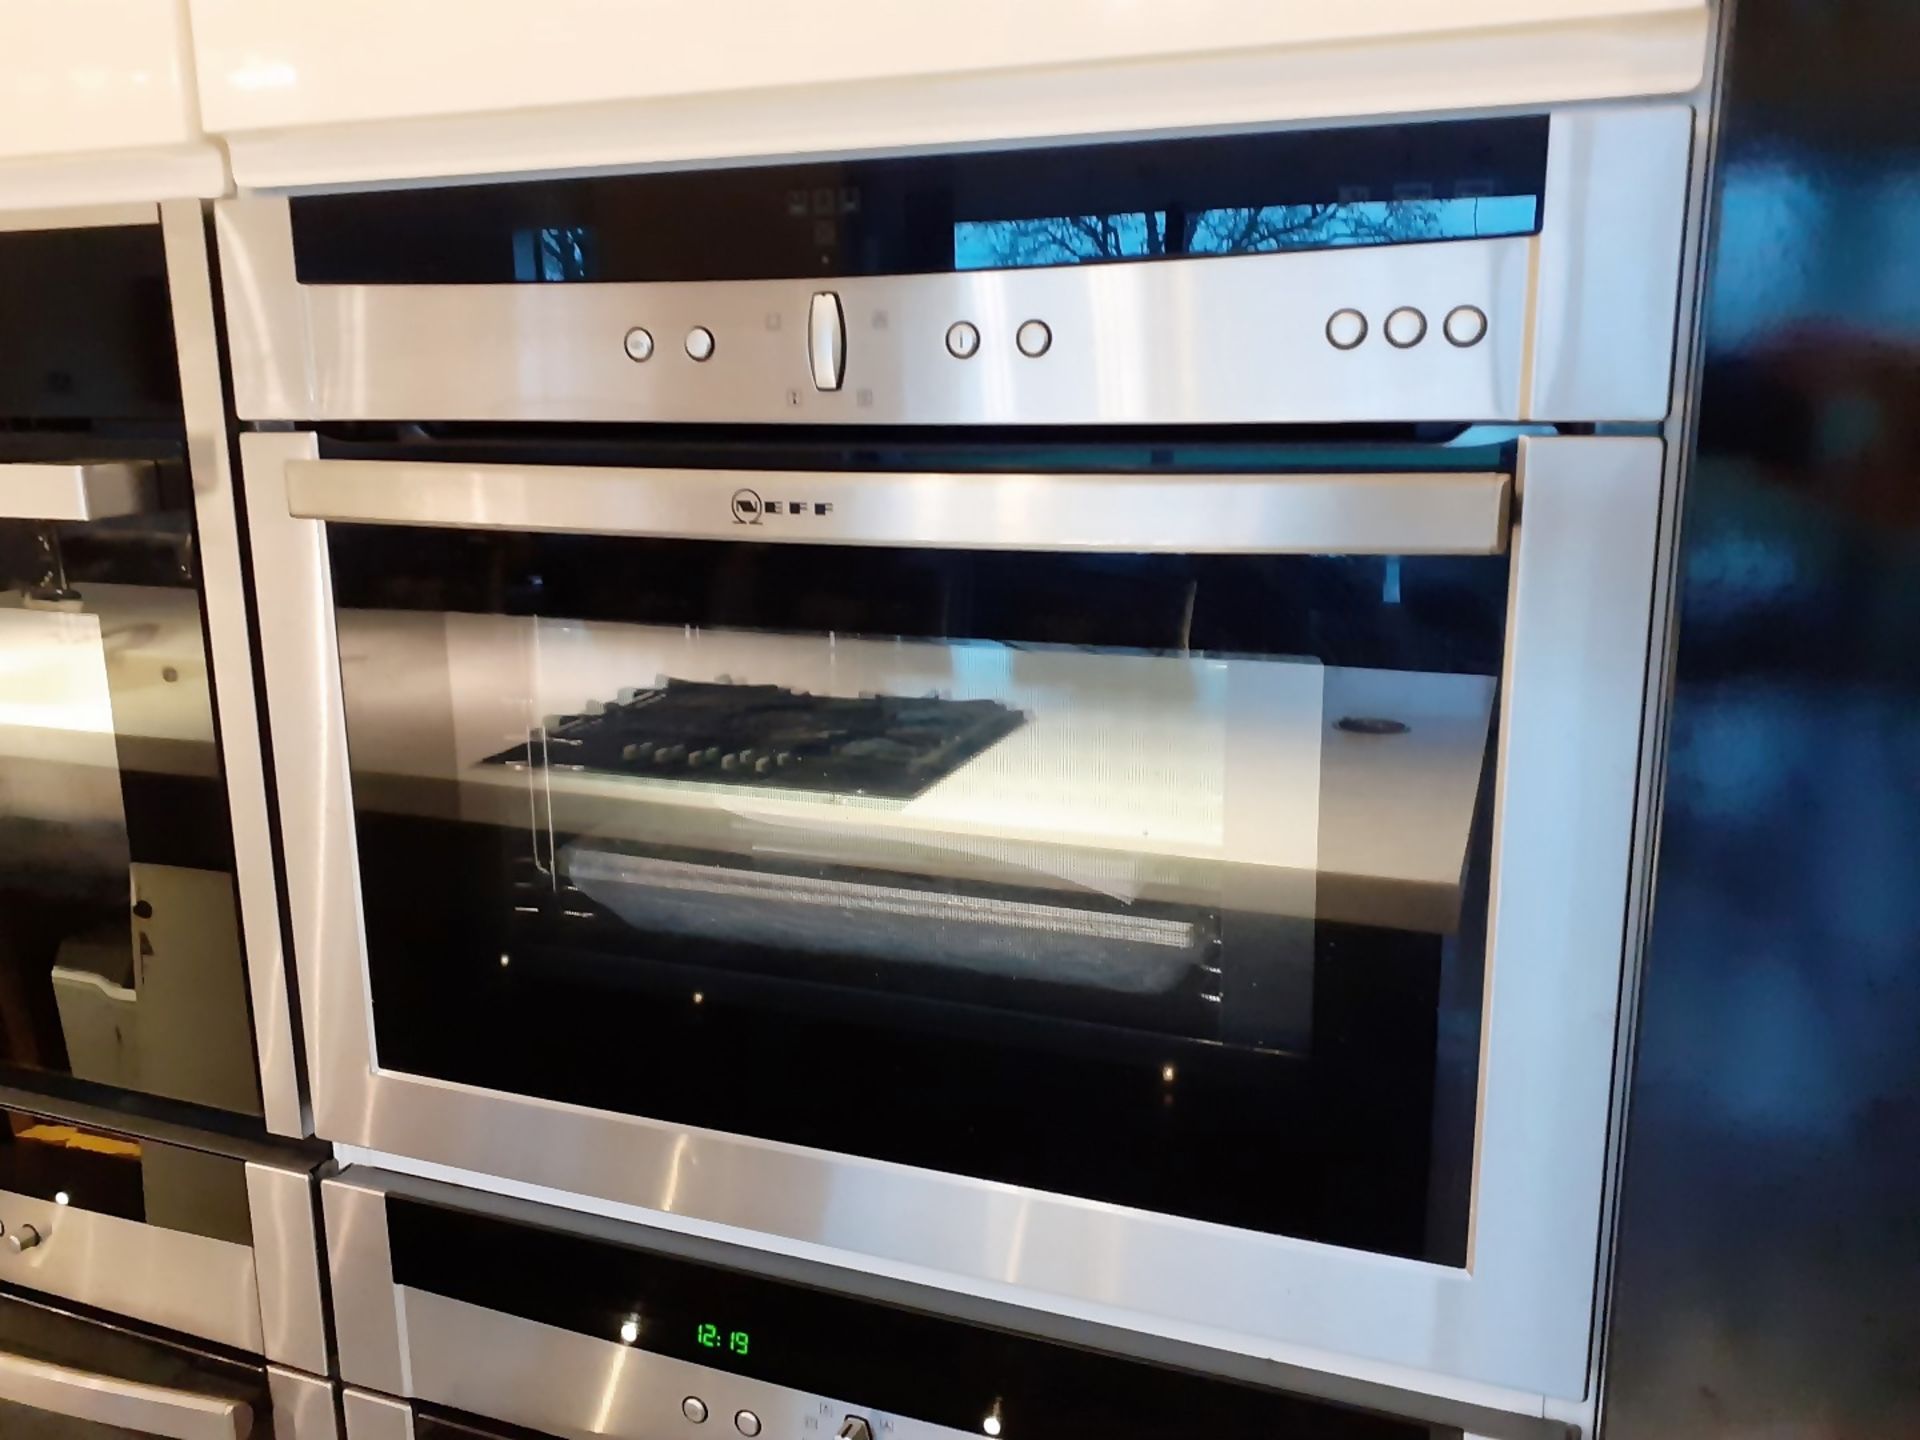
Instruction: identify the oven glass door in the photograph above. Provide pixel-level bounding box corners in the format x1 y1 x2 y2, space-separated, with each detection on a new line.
321 440 1508 1266
0 1289 264 1439
0 459 262 1120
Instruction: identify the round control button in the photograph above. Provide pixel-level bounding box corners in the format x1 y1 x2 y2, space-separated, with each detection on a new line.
1444 305 1489 348
946 321 981 359
1015 319 1052 358
682 1397 709 1424
1325 308 1368 350
1384 307 1428 349
685 327 716 362
734 1412 762 1437
623 327 655 362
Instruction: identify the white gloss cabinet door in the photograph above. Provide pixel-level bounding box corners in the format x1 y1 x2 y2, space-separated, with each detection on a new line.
187 0 1710 189
0 1 224 207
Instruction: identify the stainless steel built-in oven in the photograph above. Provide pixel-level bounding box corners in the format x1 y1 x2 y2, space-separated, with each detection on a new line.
0 205 302 1136
218 104 1694 1397
0 1091 332 1437
324 1166 1566 1440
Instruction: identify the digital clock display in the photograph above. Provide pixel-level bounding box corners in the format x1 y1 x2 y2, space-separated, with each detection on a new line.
696 1322 750 1357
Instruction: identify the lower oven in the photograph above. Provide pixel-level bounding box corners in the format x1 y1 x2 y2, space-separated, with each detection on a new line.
0 1091 333 1438
324 1166 1566 1440
242 427 1660 1397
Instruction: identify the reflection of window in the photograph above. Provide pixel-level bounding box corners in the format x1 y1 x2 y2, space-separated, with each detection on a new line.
512 226 597 282
954 196 1538 271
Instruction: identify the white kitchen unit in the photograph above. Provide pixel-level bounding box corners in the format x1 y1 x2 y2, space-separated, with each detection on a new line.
0 1 225 209
188 0 1710 188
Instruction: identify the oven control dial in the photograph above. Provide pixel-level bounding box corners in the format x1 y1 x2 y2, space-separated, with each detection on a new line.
685 327 717 362
6 1224 41 1253
838 1420 874 1440
1384 307 1428 349
809 292 847 391
1016 319 1052 357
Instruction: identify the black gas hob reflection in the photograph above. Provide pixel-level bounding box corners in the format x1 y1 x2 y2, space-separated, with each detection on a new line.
486 678 1026 800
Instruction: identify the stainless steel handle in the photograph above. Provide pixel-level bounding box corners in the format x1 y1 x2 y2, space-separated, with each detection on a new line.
0 1349 253 1439
284 460 1510 556
0 462 158 522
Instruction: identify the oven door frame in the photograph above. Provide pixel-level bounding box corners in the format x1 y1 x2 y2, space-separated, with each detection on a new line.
242 430 1662 1398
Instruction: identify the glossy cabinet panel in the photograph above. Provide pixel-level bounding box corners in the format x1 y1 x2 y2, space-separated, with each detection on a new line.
189 0 1708 188
0 3 223 208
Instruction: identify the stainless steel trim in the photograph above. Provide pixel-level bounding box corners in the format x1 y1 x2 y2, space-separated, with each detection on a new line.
0 1348 252 1439
284 460 1512 556
0 461 156 521
342 1389 414 1440
215 107 1689 427
321 1177 408 1396
160 198 310 1137
1526 106 1693 421
247 429 1664 1396
0 202 160 232
217 187 1531 425
406 1286 988 1440
0 1186 264 1354
268 1367 340 1440
330 1165 1572 1440
246 1163 330 1373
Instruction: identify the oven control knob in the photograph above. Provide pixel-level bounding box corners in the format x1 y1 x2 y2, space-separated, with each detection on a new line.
681 1397 709 1423
1016 319 1052 357
838 1420 874 1440
1384 306 1428 349
6 1225 41 1253
685 327 717 362
734 1412 761 1437
946 321 981 359
1444 304 1489 348
623 327 655 362
1325 308 1368 350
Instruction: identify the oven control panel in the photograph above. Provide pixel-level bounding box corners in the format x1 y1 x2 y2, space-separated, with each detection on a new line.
361 1185 1454 1440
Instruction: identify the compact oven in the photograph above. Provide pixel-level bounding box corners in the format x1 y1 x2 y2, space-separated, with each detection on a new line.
0 203 302 1135
323 1165 1567 1440
0 1089 331 1438
219 104 1693 1398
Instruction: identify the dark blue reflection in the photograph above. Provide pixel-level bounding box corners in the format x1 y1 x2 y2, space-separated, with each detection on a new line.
954 195 1537 269
512 226 597 282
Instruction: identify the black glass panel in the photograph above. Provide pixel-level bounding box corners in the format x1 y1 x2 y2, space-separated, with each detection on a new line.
334 473 1502 1263
0 1290 268 1438
392 1195 1450 1440
292 116 1548 283
0 462 261 1121
0 1108 251 1246
0 226 180 423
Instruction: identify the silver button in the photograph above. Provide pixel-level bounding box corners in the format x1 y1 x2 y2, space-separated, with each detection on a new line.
685 327 716 362
1325 308 1367 350
1015 319 1052 358
734 1411 761 1437
1444 304 1489 348
623 327 655 362
946 321 981 359
1384 307 1428 349
682 1397 709 1424
6 1225 41 1253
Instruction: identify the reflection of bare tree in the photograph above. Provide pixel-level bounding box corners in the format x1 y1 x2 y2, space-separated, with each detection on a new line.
964 201 1455 268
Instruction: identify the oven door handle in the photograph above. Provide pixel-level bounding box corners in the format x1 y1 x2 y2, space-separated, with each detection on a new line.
283 460 1512 556
0 1348 253 1439
0 461 158 522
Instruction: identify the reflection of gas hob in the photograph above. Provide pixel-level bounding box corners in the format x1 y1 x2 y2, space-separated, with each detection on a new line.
487 678 1026 800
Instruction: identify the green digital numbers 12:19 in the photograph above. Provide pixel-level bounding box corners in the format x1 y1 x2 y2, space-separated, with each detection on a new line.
695 1323 750 1358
